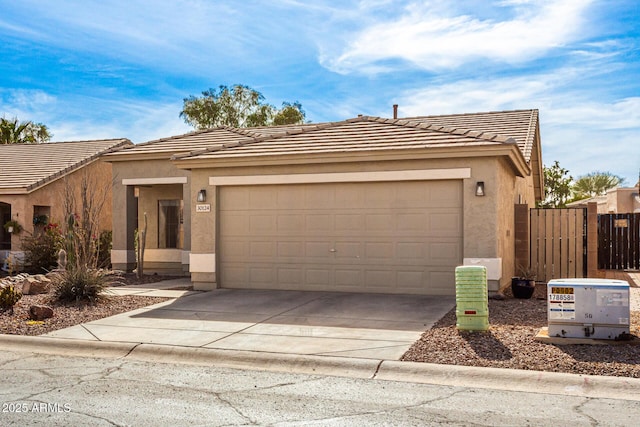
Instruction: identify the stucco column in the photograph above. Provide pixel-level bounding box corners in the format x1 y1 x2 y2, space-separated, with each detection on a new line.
111 185 137 272
181 182 191 274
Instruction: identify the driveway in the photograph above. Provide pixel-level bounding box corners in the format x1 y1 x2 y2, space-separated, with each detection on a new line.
45 283 455 360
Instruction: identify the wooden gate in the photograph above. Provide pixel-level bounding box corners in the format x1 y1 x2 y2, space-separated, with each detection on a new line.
530 208 587 282
598 213 640 270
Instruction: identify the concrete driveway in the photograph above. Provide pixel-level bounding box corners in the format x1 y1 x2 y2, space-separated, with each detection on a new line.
45 281 455 360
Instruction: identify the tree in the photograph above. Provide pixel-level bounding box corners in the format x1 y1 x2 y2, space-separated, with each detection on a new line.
273 102 305 126
180 84 306 129
538 160 573 208
0 116 51 144
572 172 624 200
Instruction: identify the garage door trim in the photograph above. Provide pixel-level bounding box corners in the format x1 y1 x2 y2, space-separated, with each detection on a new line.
210 168 470 186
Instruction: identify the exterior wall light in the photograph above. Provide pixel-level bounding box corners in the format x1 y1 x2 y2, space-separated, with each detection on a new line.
197 189 207 203
475 181 485 197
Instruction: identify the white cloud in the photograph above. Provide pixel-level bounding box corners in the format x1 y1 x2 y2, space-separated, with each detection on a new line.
393 74 554 117
392 70 639 184
546 98 640 130
48 99 191 144
321 0 594 74
0 89 57 122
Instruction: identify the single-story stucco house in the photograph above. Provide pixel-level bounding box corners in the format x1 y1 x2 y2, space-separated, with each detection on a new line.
567 185 640 213
0 138 132 267
106 109 543 295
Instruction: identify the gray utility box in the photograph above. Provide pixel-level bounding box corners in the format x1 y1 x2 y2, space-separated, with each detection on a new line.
547 278 630 340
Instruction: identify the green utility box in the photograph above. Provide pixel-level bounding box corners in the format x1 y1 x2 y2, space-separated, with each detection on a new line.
455 265 489 331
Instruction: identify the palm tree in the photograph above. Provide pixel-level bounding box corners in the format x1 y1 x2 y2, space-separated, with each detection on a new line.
572 172 624 199
0 117 51 144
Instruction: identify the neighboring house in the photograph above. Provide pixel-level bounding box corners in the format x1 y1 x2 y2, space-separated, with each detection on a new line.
567 186 640 213
0 139 132 268
106 109 543 295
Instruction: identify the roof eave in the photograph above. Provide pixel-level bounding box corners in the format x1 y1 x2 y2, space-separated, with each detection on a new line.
172 144 530 177
104 152 188 162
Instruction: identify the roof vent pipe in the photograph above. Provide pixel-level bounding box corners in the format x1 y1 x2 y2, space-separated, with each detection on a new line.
393 104 398 119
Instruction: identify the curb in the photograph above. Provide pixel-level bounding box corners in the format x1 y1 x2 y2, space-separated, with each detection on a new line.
376 360 640 401
2 334 640 401
0 334 136 358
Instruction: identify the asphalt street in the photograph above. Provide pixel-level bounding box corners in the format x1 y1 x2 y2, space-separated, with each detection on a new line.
1 349 639 426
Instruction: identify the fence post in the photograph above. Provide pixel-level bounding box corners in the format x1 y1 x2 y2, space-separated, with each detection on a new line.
586 202 598 277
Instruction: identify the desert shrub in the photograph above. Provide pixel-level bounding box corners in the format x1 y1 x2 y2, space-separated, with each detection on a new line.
22 223 63 274
0 285 22 315
52 268 118 304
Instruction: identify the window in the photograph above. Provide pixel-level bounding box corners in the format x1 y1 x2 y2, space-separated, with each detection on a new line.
158 200 183 249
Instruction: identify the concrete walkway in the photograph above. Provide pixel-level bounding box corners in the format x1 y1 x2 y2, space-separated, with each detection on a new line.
44 280 455 360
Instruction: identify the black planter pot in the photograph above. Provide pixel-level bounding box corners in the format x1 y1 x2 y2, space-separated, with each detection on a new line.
511 278 535 299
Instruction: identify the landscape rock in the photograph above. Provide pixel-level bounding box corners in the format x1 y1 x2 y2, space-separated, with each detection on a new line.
24 275 51 295
29 305 54 321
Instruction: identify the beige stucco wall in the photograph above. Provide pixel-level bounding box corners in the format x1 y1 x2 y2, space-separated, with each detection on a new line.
0 159 114 255
605 187 640 214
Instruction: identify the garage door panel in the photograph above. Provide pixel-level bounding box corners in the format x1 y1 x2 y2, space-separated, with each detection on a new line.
397 271 424 289
277 241 304 257
220 188 249 209
306 269 330 285
334 241 361 259
277 215 305 232
334 185 364 204
277 267 303 285
305 241 333 258
365 214 394 231
249 215 276 233
220 214 248 234
335 269 361 287
304 186 334 208
365 270 393 287
249 188 277 209
396 242 426 260
249 241 274 257
249 267 274 284
335 214 364 232
277 186 306 207
397 213 427 231
219 180 462 295
428 182 460 206
365 185 395 204
365 242 393 260
306 214 333 232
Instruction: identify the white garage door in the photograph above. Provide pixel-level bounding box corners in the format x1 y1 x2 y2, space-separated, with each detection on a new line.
218 180 462 295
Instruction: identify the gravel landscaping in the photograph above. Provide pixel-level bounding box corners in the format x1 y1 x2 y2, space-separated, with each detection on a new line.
402 285 640 378
0 274 175 336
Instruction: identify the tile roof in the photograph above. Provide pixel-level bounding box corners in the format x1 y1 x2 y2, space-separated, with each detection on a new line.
173 113 529 162
107 109 538 163
0 139 132 194
105 128 255 158
403 109 538 162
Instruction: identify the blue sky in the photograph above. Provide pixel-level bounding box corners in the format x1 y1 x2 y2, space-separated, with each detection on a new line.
1 0 638 184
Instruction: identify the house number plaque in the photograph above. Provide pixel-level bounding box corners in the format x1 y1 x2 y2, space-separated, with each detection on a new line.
196 204 211 213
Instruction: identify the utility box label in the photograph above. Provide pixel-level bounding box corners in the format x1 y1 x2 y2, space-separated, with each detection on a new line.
597 289 628 307
549 286 576 320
